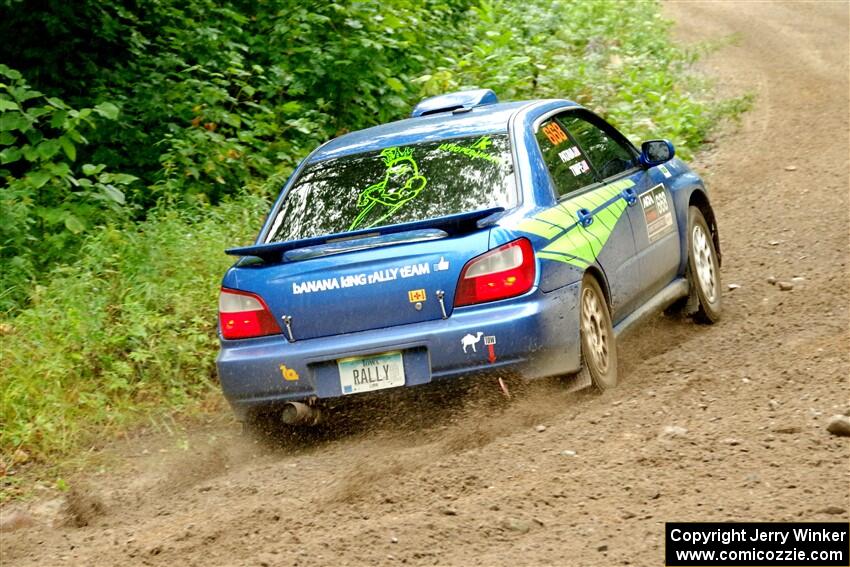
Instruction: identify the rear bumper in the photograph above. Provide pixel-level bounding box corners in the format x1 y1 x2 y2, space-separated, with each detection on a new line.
216 281 581 420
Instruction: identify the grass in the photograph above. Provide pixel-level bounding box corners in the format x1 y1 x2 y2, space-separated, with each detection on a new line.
0 195 267 467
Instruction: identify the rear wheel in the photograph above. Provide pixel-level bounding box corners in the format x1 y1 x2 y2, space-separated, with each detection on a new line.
687 206 721 323
576 274 618 391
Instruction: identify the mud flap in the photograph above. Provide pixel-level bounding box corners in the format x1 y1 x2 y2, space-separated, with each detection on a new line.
564 353 593 392
684 264 701 316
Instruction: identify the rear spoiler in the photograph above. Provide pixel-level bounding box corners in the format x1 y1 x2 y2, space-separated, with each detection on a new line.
225 207 506 262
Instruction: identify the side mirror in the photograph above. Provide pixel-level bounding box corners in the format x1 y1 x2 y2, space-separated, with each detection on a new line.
639 139 675 168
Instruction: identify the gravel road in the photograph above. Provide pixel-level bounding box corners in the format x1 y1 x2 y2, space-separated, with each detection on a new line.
2 2 848 565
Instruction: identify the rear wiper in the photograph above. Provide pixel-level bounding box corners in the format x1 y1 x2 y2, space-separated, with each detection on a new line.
226 207 505 262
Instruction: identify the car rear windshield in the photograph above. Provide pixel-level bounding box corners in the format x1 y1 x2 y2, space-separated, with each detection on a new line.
265 134 516 242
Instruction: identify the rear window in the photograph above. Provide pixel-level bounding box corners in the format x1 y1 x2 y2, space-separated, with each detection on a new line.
265 134 516 242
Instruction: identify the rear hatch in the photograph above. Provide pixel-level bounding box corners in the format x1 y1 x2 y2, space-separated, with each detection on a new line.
227 228 491 340
224 132 518 341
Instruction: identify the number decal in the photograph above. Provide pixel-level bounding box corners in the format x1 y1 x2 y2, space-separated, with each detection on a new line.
639 184 675 243
541 121 569 145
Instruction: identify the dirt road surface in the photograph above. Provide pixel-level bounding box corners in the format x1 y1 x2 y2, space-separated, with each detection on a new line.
2 2 848 566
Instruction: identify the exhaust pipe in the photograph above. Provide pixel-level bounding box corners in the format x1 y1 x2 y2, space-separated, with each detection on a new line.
281 402 322 426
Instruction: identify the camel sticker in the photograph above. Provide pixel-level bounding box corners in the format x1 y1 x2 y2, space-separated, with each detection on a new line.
461 332 484 353
348 146 427 231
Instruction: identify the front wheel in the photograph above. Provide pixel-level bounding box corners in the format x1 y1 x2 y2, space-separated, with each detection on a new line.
687 206 722 323
576 274 618 391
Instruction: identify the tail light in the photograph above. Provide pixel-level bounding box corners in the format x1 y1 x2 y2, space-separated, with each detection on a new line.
219 288 281 340
454 238 536 307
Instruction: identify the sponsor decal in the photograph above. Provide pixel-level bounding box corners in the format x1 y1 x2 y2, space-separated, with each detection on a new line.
640 184 675 243
569 160 590 177
438 135 501 164
658 163 672 178
408 289 426 303
433 256 449 271
279 364 299 381
484 335 497 363
461 332 484 354
558 146 582 163
292 261 431 295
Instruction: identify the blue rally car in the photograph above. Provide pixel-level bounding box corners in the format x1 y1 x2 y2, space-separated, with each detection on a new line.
217 89 721 427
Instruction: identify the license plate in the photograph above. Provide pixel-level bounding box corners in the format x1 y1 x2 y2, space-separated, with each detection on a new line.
338 351 405 395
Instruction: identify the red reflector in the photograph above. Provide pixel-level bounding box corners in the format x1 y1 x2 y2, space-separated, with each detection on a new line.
219 288 281 340
454 238 536 307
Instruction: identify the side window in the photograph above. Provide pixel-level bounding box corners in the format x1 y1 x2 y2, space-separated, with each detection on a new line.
535 118 595 198
560 114 636 180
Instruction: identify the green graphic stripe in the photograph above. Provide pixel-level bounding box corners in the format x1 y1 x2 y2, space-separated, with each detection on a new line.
517 179 635 266
591 202 626 232
542 227 597 265
558 231 589 259
538 251 589 268
514 218 562 239
582 191 608 209
581 199 627 256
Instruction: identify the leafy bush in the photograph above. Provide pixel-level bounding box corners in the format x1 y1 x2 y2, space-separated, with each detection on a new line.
1 0 472 209
419 0 733 153
0 65 138 309
0 195 267 458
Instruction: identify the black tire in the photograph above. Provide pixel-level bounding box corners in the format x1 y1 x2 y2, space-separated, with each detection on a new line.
576 274 618 391
686 206 722 323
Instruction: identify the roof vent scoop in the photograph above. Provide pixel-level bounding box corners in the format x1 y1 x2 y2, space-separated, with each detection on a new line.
410 89 498 118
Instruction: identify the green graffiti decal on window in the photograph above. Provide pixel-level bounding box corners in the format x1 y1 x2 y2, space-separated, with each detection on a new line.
348 147 428 231
438 136 501 164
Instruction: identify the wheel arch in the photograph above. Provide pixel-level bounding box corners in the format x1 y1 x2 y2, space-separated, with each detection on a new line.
577 264 619 390
688 189 721 266
583 264 612 312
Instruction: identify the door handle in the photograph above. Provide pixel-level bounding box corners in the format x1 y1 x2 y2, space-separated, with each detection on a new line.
577 208 594 227
621 187 638 206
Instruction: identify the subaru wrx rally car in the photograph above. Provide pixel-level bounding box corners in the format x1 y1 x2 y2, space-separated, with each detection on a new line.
217 89 721 427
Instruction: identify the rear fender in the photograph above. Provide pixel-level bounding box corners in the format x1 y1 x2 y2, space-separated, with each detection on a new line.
493 220 612 311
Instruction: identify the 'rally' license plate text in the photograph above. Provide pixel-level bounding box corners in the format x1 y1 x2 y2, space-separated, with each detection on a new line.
338 351 405 395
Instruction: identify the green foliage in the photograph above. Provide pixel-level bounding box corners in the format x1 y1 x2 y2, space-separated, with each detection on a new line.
0 0 748 462
419 0 736 155
1 0 471 210
0 65 138 309
0 195 267 459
